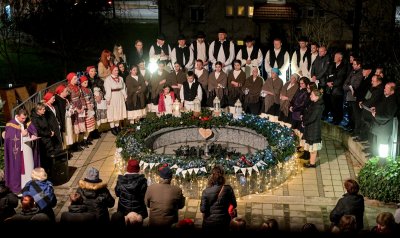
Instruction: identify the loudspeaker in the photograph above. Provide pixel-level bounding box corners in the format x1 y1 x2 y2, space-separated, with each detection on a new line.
51 150 69 186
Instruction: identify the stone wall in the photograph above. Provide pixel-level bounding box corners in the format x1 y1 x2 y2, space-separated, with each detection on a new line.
147 126 268 151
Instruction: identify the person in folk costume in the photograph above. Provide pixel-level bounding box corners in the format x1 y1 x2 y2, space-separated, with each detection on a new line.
190 31 209 69
236 36 263 78
126 65 147 124
4 108 40 193
104 65 127 136
170 34 194 72
98 49 113 81
264 38 290 83
149 33 172 71
86 66 105 137
290 36 311 77
209 28 235 73
66 72 87 148
158 85 175 115
207 61 228 108
53 84 80 151
194 59 209 107
179 71 203 111
80 76 96 146
166 62 186 101
243 66 264 115
261 68 284 116
227 60 246 113
149 60 169 112
279 73 300 123
137 59 151 108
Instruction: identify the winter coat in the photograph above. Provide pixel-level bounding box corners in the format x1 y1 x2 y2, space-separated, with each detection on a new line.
115 173 148 218
327 62 347 96
303 98 325 144
45 105 62 152
22 179 57 222
54 94 67 132
76 180 115 224
200 184 237 230
290 88 309 121
4 207 50 225
30 110 57 156
330 193 365 230
145 182 185 227
60 204 97 226
0 181 18 222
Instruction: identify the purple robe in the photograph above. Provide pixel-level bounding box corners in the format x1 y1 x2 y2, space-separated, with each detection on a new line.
4 119 40 193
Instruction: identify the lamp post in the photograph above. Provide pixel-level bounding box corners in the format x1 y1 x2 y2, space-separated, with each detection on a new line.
234 99 242 119
193 96 201 117
172 99 181 117
213 96 221 117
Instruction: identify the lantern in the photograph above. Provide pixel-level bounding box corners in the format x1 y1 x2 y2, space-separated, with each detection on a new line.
172 99 181 117
234 99 243 119
213 96 221 116
193 96 201 117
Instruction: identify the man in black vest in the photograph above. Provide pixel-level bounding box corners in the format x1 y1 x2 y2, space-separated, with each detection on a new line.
236 35 263 77
190 31 209 69
209 28 235 73
179 71 202 111
171 34 194 72
264 38 290 82
149 33 172 70
290 36 311 76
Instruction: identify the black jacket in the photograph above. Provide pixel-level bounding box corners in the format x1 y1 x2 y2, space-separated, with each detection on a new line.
200 184 237 229
303 99 325 144
76 180 115 224
327 62 348 95
330 193 365 230
45 106 62 152
60 204 97 226
115 173 148 218
0 181 18 222
30 110 57 156
53 95 67 133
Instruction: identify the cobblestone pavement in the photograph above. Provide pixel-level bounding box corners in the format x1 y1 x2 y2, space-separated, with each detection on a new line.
53 132 397 232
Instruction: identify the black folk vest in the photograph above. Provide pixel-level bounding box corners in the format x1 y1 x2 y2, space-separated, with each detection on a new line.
241 46 259 60
193 41 209 61
152 43 170 55
183 81 200 101
213 40 231 61
174 46 190 67
269 48 286 68
295 48 312 70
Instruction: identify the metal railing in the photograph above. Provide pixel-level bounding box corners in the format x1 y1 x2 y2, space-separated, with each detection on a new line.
11 80 67 118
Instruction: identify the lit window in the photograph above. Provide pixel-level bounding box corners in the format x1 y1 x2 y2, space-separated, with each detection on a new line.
248 6 254 17
237 40 244 46
238 6 245 16
226 6 233 16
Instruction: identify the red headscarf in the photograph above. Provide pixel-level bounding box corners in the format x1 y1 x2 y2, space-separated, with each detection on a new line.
55 85 66 95
43 92 54 103
80 75 88 83
66 72 77 83
86 66 95 73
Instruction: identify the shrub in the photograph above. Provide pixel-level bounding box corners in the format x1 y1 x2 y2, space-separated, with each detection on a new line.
358 157 400 203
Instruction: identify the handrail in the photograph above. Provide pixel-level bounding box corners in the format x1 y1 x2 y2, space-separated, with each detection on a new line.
11 79 67 118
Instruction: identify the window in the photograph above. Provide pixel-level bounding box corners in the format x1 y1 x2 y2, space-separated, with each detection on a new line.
396 6 400 27
248 6 254 17
226 6 233 16
237 6 245 16
267 0 286 3
318 10 325 18
190 6 205 23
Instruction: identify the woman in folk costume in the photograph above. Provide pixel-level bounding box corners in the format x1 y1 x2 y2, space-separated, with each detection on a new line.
125 65 147 124
87 66 107 127
227 60 246 113
66 73 86 142
279 73 300 123
158 85 175 115
104 65 127 136
242 66 264 115
80 76 96 146
207 61 227 108
261 67 283 116
194 59 209 107
150 60 168 112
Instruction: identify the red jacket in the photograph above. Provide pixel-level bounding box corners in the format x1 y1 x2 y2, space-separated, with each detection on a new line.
158 92 175 113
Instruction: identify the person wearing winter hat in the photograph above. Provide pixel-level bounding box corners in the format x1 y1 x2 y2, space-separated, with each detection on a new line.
21 167 57 222
171 34 194 71
86 65 107 130
104 65 127 136
261 67 283 116
77 167 115 224
145 165 185 227
149 33 172 70
190 31 209 68
80 75 96 147
114 159 148 220
209 28 235 73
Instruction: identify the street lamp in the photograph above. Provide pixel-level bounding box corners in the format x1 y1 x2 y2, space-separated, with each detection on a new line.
193 97 201 117
172 99 181 117
234 99 242 119
213 96 221 117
